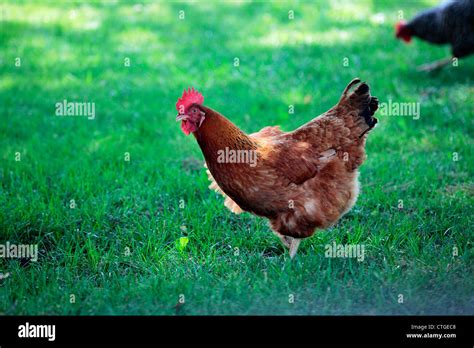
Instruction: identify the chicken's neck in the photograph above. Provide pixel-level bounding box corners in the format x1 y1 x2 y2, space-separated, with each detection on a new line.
194 106 257 164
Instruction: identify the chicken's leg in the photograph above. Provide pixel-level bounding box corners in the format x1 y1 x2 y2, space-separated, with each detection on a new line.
288 238 301 259
417 57 453 72
274 232 291 248
275 233 301 258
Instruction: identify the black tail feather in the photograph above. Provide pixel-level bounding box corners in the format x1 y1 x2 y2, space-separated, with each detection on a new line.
347 80 378 130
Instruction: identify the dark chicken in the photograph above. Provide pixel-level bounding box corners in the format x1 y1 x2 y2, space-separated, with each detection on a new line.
396 0 474 71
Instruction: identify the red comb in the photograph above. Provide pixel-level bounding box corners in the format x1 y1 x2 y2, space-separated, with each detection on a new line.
176 87 204 113
395 20 406 33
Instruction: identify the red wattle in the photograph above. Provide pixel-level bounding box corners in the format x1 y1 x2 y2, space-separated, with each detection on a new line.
181 121 198 135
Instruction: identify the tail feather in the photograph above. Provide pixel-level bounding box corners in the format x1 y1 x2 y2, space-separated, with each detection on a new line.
339 78 378 133
341 78 362 96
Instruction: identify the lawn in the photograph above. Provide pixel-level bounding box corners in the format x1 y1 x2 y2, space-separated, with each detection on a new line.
0 0 473 315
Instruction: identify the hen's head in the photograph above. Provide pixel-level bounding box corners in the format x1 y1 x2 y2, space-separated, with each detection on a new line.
395 21 412 43
175 88 206 135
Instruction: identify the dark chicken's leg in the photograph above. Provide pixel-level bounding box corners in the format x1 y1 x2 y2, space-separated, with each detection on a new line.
417 57 453 72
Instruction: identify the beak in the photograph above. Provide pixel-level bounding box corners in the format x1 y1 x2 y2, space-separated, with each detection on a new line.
176 114 189 122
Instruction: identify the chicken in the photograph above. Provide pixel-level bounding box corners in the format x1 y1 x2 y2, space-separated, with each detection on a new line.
175 79 378 258
395 0 474 71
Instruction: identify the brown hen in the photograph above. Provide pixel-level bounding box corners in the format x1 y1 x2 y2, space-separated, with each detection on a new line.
175 79 378 258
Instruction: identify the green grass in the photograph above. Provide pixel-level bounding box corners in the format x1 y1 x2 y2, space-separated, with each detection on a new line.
0 0 473 315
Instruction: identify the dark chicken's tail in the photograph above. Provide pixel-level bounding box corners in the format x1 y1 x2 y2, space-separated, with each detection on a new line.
338 78 378 136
